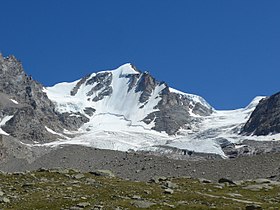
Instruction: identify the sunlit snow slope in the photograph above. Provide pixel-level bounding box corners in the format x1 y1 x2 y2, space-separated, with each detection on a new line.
43 64 273 157
46 64 165 130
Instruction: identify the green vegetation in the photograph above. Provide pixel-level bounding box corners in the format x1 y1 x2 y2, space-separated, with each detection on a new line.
0 169 279 209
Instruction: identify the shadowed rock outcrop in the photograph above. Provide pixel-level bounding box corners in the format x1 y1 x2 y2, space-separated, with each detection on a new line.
242 92 280 136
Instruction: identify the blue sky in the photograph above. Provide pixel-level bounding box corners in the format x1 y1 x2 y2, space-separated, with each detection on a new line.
0 0 279 109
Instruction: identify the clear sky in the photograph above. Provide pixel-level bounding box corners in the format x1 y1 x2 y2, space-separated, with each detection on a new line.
0 0 279 110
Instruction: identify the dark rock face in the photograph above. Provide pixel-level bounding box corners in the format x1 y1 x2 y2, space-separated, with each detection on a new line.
0 54 82 143
221 140 280 158
86 72 113 102
135 72 158 103
242 92 280 136
144 87 212 135
0 135 7 161
58 112 89 131
192 102 212 116
70 75 90 96
71 72 114 102
83 107 96 117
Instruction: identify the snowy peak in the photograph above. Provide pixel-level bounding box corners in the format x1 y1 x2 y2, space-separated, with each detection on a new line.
109 63 140 76
45 64 213 135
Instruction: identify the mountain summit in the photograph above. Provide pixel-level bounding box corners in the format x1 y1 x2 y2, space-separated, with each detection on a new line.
45 63 213 136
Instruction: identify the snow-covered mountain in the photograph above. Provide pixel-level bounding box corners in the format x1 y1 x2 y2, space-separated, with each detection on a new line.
1 55 280 158
44 63 213 134
41 63 277 157
41 63 217 153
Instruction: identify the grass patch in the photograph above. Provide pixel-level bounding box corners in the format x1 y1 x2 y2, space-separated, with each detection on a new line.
0 170 279 209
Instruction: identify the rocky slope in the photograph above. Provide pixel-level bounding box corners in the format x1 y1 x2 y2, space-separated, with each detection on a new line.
0 54 87 143
242 92 280 136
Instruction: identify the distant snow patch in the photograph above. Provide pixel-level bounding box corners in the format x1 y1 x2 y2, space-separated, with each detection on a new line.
10 99 19 104
0 115 13 135
45 126 70 139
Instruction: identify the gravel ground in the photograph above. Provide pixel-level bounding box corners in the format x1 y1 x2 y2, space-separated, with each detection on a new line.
1 143 280 182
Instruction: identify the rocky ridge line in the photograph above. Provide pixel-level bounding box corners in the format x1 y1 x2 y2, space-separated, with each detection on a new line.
0 54 86 143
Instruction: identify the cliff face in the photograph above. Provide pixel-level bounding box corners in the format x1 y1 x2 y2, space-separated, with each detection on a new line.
242 92 280 136
0 54 87 143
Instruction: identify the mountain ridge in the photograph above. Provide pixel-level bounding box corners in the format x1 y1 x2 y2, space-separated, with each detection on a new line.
1 54 280 158
0 54 75 143
45 63 213 136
